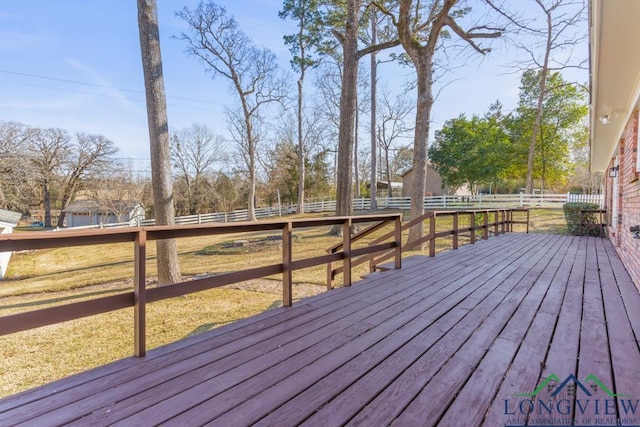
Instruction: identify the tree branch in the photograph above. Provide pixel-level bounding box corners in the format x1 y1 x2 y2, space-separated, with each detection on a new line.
443 16 501 54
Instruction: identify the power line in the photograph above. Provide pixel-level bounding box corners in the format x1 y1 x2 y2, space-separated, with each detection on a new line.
0 69 215 105
9 81 217 112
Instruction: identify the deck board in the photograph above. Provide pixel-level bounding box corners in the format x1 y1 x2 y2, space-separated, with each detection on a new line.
1 234 639 427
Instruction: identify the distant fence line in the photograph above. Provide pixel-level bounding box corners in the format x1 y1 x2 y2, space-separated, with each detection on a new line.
305 193 604 212
59 193 603 231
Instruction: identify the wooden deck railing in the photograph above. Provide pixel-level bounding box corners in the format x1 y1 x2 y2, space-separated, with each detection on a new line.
579 208 607 236
0 214 402 357
327 208 529 287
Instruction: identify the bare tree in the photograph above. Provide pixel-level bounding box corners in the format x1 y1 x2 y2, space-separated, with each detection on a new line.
177 2 289 221
280 0 322 214
377 86 414 197
369 9 379 209
376 0 501 243
137 0 182 285
56 133 118 228
171 123 226 215
0 121 34 211
329 0 401 234
29 128 71 228
487 0 587 193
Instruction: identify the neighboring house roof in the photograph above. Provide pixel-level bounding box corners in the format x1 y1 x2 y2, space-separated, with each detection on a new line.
0 209 22 226
400 165 438 178
62 200 140 214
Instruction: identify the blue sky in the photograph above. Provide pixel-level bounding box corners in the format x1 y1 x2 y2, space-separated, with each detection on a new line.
0 1 587 165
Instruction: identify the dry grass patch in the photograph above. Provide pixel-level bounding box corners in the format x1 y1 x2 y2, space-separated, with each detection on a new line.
0 208 566 398
0 287 282 398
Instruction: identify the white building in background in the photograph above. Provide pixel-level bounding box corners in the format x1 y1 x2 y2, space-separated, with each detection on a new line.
0 209 22 279
63 200 145 228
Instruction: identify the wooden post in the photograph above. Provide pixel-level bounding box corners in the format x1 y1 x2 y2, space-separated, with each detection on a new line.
483 211 489 240
470 212 476 244
494 211 499 236
343 218 352 286
327 249 334 290
283 222 293 306
134 229 147 357
394 216 402 269
452 212 459 250
526 209 530 233
500 210 506 234
429 214 436 257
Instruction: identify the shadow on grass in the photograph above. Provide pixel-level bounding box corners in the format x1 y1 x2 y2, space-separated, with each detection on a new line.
184 299 283 338
0 287 130 311
8 248 202 282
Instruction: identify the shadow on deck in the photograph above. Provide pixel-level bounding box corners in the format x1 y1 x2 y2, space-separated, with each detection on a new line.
1 233 639 426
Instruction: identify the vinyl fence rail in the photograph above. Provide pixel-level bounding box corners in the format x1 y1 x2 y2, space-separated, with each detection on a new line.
54 193 602 232
306 193 603 212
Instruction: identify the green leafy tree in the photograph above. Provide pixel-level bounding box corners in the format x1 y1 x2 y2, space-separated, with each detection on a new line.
508 70 588 191
266 141 332 205
429 107 511 194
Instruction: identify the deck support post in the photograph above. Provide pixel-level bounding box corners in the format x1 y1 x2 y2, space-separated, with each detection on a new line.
394 216 402 269
326 253 334 290
483 211 489 240
283 222 293 307
500 209 509 234
470 212 476 244
343 218 352 286
134 229 147 357
429 214 436 257
453 212 459 249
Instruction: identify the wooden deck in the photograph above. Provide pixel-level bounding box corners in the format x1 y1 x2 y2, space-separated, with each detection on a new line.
1 234 639 426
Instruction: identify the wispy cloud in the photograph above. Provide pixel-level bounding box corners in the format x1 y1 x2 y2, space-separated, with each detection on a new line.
66 59 143 113
0 30 48 51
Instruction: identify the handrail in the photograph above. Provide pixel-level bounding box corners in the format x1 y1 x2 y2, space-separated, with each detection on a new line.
0 214 402 357
326 208 530 282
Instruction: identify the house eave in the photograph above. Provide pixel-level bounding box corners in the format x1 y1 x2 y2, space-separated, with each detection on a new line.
590 0 640 171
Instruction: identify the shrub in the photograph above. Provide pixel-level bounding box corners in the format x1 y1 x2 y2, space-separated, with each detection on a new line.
563 202 603 236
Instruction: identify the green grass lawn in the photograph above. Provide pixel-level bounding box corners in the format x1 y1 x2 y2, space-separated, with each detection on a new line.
0 208 567 398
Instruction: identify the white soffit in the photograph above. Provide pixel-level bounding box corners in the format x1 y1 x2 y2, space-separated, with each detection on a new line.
591 0 640 171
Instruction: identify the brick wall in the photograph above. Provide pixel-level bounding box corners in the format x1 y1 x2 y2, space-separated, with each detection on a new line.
607 110 640 290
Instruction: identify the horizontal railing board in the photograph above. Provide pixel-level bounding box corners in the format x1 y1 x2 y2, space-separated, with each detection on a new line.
290 253 344 271
146 264 284 303
0 293 134 335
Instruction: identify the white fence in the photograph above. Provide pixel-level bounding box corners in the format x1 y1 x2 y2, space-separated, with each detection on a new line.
56 193 603 232
305 193 604 212
58 206 286 231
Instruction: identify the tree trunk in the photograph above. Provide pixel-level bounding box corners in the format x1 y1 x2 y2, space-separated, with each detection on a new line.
137 0 181 285
407 56 433 244
332 0 362 234
57 190 72 228
370 11 378 210
246 115 257 222
0 183 5 209
526 10 553 194
43 179 52 228
354 94 360 199
386 148 392 198
296 73 305 214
